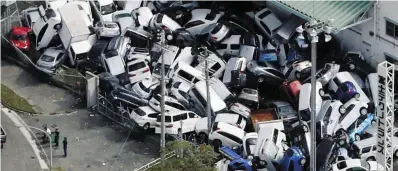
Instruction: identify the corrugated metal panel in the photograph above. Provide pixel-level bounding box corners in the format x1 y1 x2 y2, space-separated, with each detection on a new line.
273 0 373 32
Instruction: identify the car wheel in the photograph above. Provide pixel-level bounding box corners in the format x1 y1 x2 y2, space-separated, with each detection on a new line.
348 63 356 71
303 125 309 132
359 107 367 115
395 150 398 158
295 71 300 79
319 88 325 97
366 157 376 161
213 139 222 152
53 23 61 30
371 120 376 124
355 134 361 141
199 132 207 140
258 76 265 83
143 123 150 130
339 106 346 114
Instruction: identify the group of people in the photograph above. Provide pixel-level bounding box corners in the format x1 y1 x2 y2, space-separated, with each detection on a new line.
42 125 68 157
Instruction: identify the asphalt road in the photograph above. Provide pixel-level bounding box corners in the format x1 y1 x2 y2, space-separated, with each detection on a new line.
1 111 42 171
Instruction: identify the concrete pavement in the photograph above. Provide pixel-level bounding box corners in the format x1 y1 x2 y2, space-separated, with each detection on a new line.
1 110 43 171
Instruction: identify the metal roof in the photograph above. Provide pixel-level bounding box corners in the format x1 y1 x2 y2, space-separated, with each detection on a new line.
270 0 374 32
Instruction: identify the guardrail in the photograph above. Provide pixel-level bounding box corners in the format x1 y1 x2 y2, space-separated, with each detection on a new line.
134 151 177 171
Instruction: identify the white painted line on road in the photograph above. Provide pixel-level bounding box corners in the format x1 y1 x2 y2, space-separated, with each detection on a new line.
1 108 50 170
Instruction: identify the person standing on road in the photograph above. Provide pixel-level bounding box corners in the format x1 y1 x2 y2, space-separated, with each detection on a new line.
62 137 68 157
54 128 60 147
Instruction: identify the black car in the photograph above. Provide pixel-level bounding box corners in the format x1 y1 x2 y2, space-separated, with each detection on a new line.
341 51 376 78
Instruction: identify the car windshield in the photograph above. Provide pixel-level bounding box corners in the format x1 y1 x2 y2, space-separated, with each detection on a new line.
115 13 131 19
128 62 146 71
101 3 116 15
279 105 294 114
40 55 55 62
134 108 146 116
12 34 26 41
156 115 172 122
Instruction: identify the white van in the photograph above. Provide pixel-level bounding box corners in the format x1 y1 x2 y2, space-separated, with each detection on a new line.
328 72 370 103
208 77 234 102
193 53 226 78
151 45 180 79
216 35 240 56
298 81 323 121
254 120 287 170
168 62 205 87
32 7 62 50
188 80 227 117
352 137 378 162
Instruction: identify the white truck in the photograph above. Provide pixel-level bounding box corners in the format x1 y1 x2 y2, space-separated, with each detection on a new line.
57 3 96 66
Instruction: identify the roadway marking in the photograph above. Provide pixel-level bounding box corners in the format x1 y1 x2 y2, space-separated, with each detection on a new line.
1 107 49 170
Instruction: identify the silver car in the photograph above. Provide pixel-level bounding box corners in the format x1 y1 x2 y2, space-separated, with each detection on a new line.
36 47 65 73
95 21 120 39
246 60 284 85
112 10 134 33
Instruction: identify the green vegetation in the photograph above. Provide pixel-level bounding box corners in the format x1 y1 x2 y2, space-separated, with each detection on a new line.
1 84 36 113
148 141 219 171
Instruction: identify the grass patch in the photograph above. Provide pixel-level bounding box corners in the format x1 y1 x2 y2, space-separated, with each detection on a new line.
1 84 36 113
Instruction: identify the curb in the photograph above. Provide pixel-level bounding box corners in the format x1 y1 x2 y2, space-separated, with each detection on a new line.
1 100 42 115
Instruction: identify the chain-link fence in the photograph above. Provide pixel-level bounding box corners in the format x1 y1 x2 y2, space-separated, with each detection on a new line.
1 2 21 35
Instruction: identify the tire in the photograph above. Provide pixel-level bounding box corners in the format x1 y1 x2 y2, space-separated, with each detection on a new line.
339 106 346 114
53 23 61 30
199 132 207 140
258 76 265 83
395 150 398 158
355 134 360 141
213 139 221 152
295 71 300 79
371 120 376 124
177 128 182 135
366 157 376 161
348 63 356 71
319 88 325 97
359 107 367 115
303 125 309 132
143 123 150 130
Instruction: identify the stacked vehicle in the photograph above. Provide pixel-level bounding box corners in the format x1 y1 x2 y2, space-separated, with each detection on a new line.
11 1 392 171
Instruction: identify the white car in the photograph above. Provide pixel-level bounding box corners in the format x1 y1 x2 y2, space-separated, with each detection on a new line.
298 81 324 121
184 9 223 35
36 46 65 73
155 110 201 135
130 106 159 130
131 7 153 28
243 132 258 158
332 159 383 171
334 98 368 134
131 79 159 99
149 94 186 112
229 102 251 119
126 59 151 84
199 23 231 43
112 10 134 32
209 122 245 149
193 53 226 78
170 81 191 108
195 113 247 139
21 6 42 28
283 60 312 81
149 13 181 32
316 100 343 138
95 21 120 39
238 88 259 109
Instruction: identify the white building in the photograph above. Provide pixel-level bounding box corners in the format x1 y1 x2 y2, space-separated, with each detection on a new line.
267 1 398 69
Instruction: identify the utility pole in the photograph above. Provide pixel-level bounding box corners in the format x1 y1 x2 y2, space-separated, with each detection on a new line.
202 47 212 144
158 29 166 149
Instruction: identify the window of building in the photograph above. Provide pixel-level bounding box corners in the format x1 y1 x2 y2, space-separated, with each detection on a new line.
386 19 398 39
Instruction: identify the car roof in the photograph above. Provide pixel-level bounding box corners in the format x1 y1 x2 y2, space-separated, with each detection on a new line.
352 136 376 147
194 80 227 111
43 47 63 56
97 0 113 6
137 106 157 114
215 113 240 122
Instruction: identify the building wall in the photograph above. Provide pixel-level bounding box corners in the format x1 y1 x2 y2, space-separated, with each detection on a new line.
338 1 398 69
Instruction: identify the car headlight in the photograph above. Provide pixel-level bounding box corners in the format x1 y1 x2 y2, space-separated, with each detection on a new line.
300 158 306 165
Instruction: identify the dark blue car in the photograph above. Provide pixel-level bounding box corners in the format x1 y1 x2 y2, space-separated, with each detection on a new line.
219 146 252 171
335 81 359 103
280 146 306 171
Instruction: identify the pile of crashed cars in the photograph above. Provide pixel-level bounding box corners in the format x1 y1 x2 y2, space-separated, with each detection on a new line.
9 1 398 171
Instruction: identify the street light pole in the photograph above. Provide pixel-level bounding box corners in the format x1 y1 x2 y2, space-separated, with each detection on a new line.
159 29 166 149
309 29 318 171
202 47 212 144
28 126 52 171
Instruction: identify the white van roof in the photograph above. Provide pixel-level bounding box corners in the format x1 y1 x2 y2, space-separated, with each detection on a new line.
58 3 90 37
214 122 245 138
208 77 232 101
71 40 92 54
195 80 227 112
105 56 126 76
174 62 205 79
